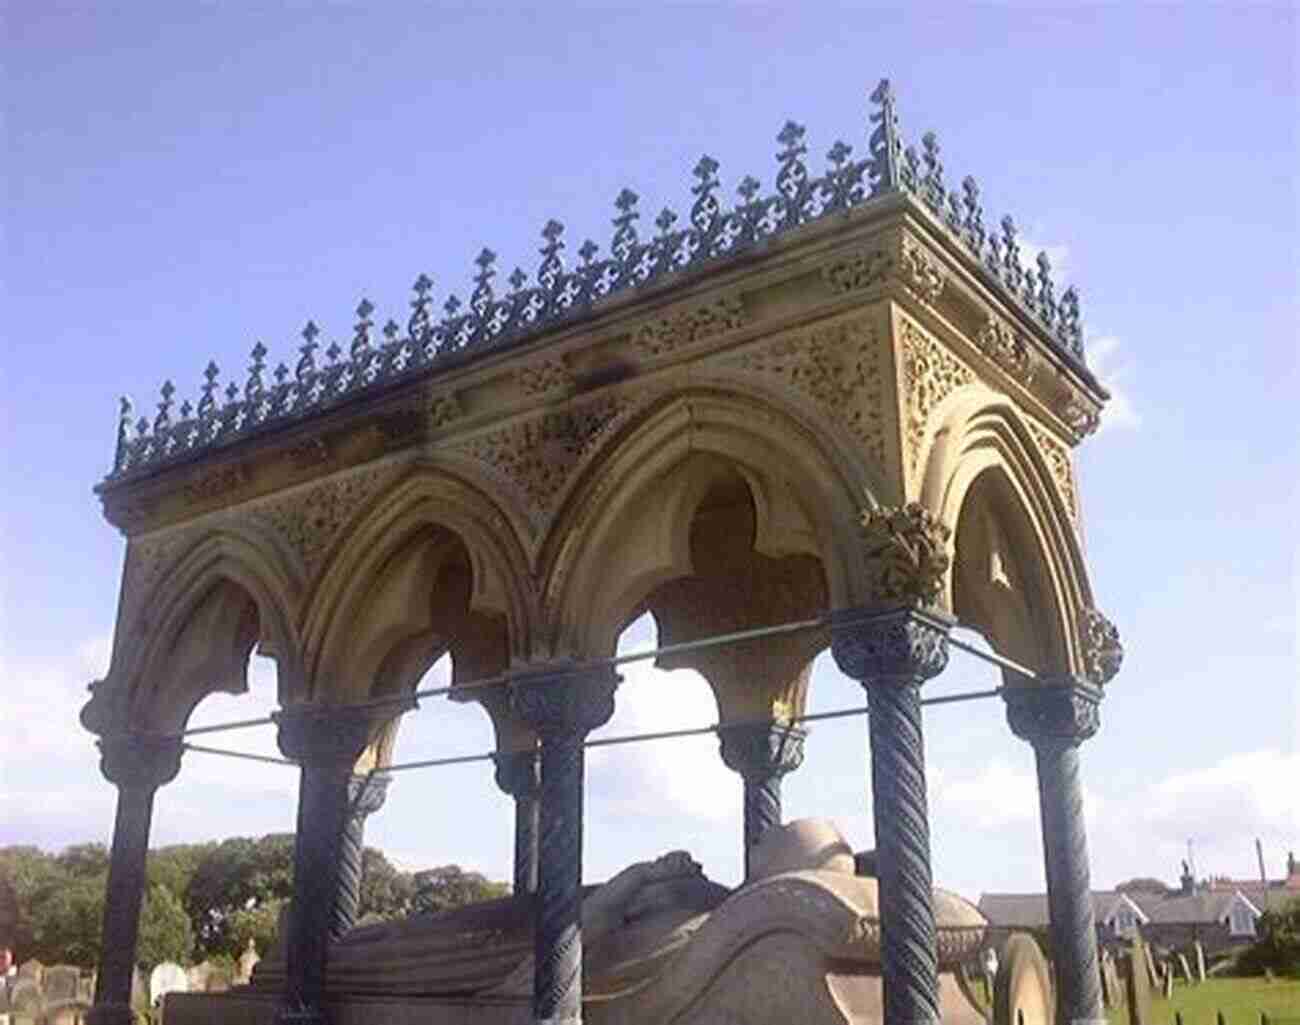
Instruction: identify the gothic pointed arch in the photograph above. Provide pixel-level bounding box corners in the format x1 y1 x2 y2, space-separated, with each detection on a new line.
82 528 304 736
302 463 533 704
920 390 1093 675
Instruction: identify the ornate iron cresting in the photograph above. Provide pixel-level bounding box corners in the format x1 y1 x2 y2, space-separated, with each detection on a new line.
88 736 184 1025
833 609 950 1025
493 748 541 896
330 772 391 940
510 667 619 1025
108 79 1088 480
1005 679 1107 1025
718 721 806 879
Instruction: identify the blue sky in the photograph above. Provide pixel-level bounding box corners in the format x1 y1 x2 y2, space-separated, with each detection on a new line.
2 3 1296 899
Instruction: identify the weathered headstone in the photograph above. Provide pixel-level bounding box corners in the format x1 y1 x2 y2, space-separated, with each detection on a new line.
186 959 213 992
1101 951 1125 1010
46 1003 88 1025
150 961 188 1006
236 937 260 984
76 973 94 1003
44 965 79 1003
1142 942 1158 988
992 933 1054 1025
1176 952 1193 984
204 963 233 993
130 966 147 1013
1194 940 1206 983
1122 935 1153 1025
1161 961 1173 999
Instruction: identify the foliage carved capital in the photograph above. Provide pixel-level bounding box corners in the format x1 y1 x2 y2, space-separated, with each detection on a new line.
1004 678 1101 745
1080 607 1123 686
717 721 806 782
508 664 619 740
859 501 952 608
830 606 950 684
347 772 391 820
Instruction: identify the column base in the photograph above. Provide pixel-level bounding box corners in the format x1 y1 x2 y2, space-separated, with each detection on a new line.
86 1005 136 1025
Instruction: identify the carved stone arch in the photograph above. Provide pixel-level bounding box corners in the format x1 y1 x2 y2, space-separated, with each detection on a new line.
540 388 873 660
83 529 305 736
303 464 534 704
921 392 1093 676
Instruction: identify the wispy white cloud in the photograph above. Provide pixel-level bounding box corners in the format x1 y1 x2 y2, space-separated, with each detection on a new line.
1084 333 1141 433
1016 236 1070 283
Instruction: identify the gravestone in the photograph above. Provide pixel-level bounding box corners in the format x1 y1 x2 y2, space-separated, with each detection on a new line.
236 938 260 984
204 963 233 992
1142 943 1158 988
1161 961 1173 999
1100 951 1124 1010
44 965 80 1003
46 1003 87 1025
76 974 94 1003
187 960 212 992
1122 936 1153 1025
150 961 188 1006
8 977 43 1024
1194 940 1206 982
130 966 147 1013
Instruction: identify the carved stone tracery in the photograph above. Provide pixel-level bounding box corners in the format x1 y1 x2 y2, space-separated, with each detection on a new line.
730 316 888 470
899 318 975 483
976 312 1032 381
633 296 745 358
1026 418 1080 525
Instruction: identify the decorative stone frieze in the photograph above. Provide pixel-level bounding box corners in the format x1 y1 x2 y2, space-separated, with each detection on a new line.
899 318 975 482
976 312 1032 381
633 296 745 358
184 463 251 505
250 462 403 580
1079 607 1123 686
898 235 945 306
730 316 888 471
514 358 574 398
456 396 631 524
820 249 890 295
858 502 952 609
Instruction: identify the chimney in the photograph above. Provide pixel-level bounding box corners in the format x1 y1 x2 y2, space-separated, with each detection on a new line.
1180 860 1195 896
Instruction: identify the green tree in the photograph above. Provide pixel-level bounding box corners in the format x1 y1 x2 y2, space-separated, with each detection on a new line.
358 848 417 920
147 842 216 901
185 834 295 956
411 865 509 915
28 873 105 967
57 843 110 879
226 898 284 959
136 884 194 971
1242 895 1300 977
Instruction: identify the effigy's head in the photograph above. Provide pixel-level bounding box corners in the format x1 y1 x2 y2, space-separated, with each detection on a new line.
750 819 856 880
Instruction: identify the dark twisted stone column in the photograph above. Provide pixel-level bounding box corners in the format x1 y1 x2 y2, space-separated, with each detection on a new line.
717 721 806 879
275 706 377 1025
88 735 183 1025
493 749 541 896
330 772 391 939
510 666 618 1025
833 607 950 1025
1006 678 1106 1025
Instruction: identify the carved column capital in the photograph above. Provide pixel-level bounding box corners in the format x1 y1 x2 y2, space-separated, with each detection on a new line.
718 721 806 782
1004 677 1102 746
98 733 183 790
831 606 951 684
275 704 395 767
859 502 952 608
1080 606 1123 686
492 748 540 799
509 663 619 739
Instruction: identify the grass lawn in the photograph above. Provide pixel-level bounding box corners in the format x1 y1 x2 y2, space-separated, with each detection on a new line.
1106 976 1300 1025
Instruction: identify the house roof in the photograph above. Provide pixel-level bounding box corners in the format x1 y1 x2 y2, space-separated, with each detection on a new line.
979 887 1267 928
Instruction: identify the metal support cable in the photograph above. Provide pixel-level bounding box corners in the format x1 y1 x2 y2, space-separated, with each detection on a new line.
155 608 1037 743
182 742 296 767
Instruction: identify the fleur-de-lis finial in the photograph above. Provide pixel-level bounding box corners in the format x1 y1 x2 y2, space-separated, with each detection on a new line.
538 219 566 288
508 266 528 292
868 77 903 194
692 154 720 192
1036 250 1056 316
471 247 497 313
224 381 239 405
776 121 809 211
690 154 722 237
383 318 399 342
198 361 220 418
246 341 267 399
655 207 678 237
776 120 807 158
408 273 434 341
297 321 319 381
179 399 192 419
444 293 462 316
737 175 762 204
578 240 599 265
1001 215 1022 287
827 140 852 168
961 175 985 251
921 131 945 212
353 298 374 357
611 189 640 262
154 380 175 431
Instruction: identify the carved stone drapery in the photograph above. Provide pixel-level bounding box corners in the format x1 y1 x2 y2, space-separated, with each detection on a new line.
510 666 619 1024
89 735 184 1025
1004 679 1105 1025
718 721 806 879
